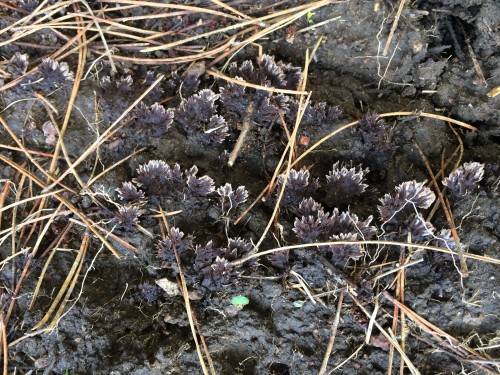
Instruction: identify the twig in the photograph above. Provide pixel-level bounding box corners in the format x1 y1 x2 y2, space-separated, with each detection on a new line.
229 239 500 267
0 155 121 258
318 292 344 375
348 292 421 375
382 291 498 374
208 0 251 20
228 100 255 167
208 68 308 96
80 0 117 75
141 0 332 53
413 142 468 276
32 233 88 330
0 312 7 375
98 0 242 21
383 0 406 56
159 208 212 375
86 147 147 187
41 73 164 193
253 60 312 249
371 259 423 281
329 344 364 373
456 21 487 87
290 111 476 170
30 222 73 307
290 270 317 305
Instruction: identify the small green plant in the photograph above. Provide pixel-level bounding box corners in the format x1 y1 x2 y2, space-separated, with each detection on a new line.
230 295 250 310
306 11 315 24
293 300 305 308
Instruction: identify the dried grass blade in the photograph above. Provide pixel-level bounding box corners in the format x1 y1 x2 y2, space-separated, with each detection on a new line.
0 182 13 230
318 291 344 375
293 111 476 169
0 155 120 258
208 0 251 20
383 0 406 56
0 211 71 245
208 68 308 95
208 4 326 68
30 222 73 307
0 115 57 186
42 74 164 193
69 219 138 252
79 0 117 74
382 291 498 374
93 36 236 65
47 7 88 189
98 0 242 20
141 0 332 52
290 270 317 304
0 313 7 375
86 147 147 187
254 42 316 249
0 0 72 47
414 142 468 276
349 292 421 375
365 297 380 344
230 240 500 267
0 21 95 93
158 208 211 375
32 234 87 330
48 237 89 328
6 204 66 324
11 173 27 274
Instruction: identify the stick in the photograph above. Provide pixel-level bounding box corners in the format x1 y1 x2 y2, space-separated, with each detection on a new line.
318 292 344 375
41 74 164 193
383 0 406 56
229 239 500 267
159 208 211 375
413 142 468 276
228 101 254 167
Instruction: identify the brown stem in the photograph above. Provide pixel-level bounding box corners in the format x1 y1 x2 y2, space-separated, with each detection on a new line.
228 100 255 167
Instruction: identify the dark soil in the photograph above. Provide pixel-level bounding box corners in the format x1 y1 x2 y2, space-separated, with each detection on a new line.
0 1 499 374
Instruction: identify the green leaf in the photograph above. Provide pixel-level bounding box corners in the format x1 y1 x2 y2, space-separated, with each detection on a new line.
306 12 315 25
231 295 250 307
293 300 305 308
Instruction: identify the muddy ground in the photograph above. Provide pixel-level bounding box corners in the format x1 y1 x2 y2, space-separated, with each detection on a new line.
0 0 499 374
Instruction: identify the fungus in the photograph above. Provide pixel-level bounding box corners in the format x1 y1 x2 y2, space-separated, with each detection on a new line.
443 162 485 202
37 58 74 91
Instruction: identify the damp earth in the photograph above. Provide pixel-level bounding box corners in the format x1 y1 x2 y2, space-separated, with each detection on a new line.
0 1 499 374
